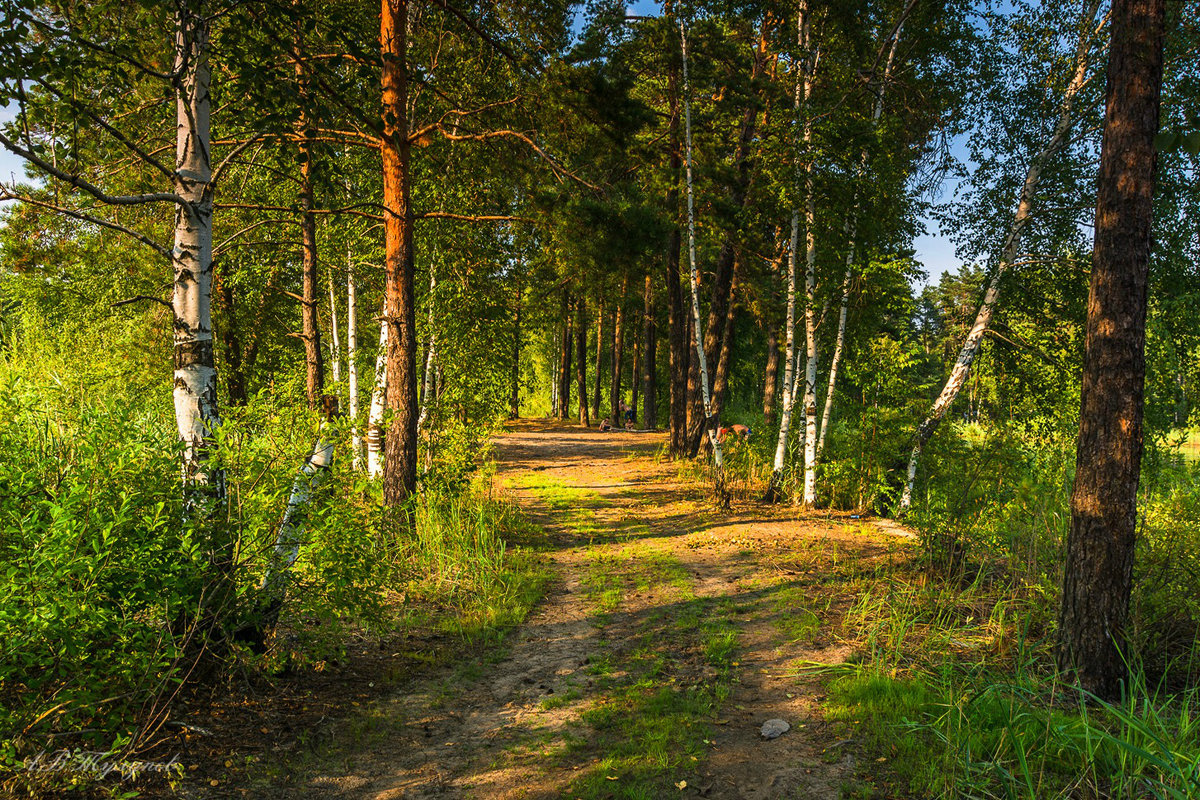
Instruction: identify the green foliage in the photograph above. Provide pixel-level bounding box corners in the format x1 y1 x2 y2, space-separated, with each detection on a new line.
0 367 193 768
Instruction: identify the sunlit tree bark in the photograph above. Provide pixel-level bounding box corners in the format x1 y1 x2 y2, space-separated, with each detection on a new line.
1059 0 1165 700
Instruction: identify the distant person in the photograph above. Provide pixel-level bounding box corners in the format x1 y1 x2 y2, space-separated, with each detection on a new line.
620 400 635 430
717 424 751 443
599 418 612 432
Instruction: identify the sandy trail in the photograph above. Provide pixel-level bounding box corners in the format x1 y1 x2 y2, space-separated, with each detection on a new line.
295 420 910 799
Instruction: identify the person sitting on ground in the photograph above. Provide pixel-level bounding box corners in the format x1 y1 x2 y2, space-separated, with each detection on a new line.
620 400 635 430
599 418 612 432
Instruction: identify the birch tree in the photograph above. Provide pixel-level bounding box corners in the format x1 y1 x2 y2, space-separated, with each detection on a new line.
767 2 813 503
814 5 910 467
0 0 232 518
678 15 725 493
899 0 1105 511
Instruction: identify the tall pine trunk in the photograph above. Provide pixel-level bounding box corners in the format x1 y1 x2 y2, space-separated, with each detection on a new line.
381 0 418 508
610 273 628 426
1058 0 1164 700
666 55 690 458
642 272 657 429
510 278 521 419
763 319 779 430
899 0 1102 510
592 300 604 422
299 133 324 409
576 295 590 427
558 291 573 419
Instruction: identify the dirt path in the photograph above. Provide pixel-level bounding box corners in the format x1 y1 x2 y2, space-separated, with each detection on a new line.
290 420 912 799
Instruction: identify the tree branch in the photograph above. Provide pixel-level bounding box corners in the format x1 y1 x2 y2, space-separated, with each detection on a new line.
112 295 173 310
0 186 173 259
0 131 186 208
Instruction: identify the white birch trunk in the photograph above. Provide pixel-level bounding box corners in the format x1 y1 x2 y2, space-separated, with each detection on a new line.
679 18 724 476
366 308 389 479
259 423 335 601
171 4 222 507
329 262 342 384
899 0 1102 510
347 260 362 471
768 3 810 500
801 119 818 507
417 266 437 432
816 13 907 464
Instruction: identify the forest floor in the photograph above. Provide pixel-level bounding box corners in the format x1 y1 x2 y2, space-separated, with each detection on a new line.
179 420 919 800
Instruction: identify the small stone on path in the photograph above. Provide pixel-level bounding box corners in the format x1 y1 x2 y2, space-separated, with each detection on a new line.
760 719 790 740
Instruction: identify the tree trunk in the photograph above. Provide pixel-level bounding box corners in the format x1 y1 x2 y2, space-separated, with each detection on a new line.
763 319 779 431
1058 0 1164 700
256 396 337 635
710 259 738 423
679 18 725 485
899 0 1102 510
381 0 418 508
299 143 324 410
347 260 362 471
558 290 573 419
328 263 341 385
610 273 628 426
592 299 604 422
576 295 590 427
800 137 818 508
366 312 388 478
172 2 223 516
818 8 908 466
766 4 810 503
643 271 657 429
510 278 521 418
550 328 559 417
216 268 248 407
666 58 689 458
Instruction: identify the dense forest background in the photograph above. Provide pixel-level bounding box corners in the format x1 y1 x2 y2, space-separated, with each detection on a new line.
0 0 1197 796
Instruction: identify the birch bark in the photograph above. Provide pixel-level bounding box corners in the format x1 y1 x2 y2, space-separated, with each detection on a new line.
348 260 362 471
329 265 342 385
366 313 388 478
258 400 337 622
816 9 908 465
766 3 809 502
418 266 437 431
171 2 223 512
899 0 1102 510
679 18 725 482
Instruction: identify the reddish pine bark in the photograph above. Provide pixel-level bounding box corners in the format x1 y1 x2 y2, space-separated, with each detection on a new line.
381 0 418 507
1058 0 1165 700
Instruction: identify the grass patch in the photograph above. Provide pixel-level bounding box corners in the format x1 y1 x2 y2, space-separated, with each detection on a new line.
814 561 1200 799
568 548 738 799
